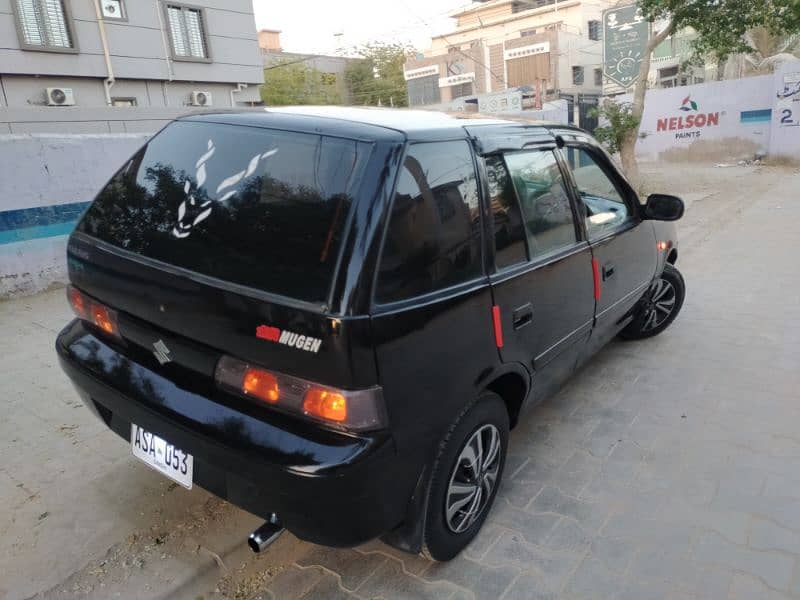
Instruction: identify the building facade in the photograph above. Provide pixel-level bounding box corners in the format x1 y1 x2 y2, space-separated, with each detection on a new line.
0 0 263 111
404 0 613 108
649 31 710 88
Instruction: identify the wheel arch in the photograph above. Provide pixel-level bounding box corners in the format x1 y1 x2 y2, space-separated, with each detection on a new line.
381 363 530 554
667 248 678 265
484 366 530 430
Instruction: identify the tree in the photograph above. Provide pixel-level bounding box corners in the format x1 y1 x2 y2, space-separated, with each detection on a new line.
620 0 800 181
344 42 415 107
261 59 341 106
590 100 641 156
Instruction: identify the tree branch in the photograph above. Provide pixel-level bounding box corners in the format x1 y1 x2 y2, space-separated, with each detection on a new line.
646 19 677 53
631 17 678 123
619 16 678 181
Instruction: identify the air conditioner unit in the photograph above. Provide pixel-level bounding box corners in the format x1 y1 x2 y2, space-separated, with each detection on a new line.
190 91 212 107
46 87 75 106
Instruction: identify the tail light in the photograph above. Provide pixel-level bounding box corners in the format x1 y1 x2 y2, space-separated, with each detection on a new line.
68 285 88 318
242 367 280 404
215 355 386 431
67 285 120 339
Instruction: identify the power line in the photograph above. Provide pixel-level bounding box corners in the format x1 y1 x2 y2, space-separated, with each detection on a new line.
398 0 507 85
263 56 320 70
364 1 474 44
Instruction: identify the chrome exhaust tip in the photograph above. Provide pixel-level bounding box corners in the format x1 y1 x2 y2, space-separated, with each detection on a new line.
248 513 284 553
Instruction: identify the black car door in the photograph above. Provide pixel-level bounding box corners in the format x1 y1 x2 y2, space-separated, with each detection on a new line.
483 146 595 404
560 143 657 348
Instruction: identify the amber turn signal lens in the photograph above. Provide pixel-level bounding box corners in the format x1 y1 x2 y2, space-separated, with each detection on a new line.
242 368 280 404
67 286 87 318
303 387 348 423
90 303 118 336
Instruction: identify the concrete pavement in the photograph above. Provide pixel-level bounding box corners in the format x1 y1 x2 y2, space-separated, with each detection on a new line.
1 163 799 599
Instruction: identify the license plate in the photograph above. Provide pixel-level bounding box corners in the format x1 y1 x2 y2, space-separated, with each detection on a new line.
131 424 193 489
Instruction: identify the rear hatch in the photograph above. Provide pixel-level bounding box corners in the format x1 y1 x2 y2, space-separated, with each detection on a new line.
68 117 378 390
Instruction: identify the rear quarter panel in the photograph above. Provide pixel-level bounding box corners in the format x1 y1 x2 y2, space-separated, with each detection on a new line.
370 286 498 477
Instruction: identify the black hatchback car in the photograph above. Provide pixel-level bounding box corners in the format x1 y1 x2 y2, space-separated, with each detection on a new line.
57 107 685 561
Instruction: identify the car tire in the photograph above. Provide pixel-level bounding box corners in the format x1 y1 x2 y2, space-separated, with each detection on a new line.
423 393 509 561
620 264 685 340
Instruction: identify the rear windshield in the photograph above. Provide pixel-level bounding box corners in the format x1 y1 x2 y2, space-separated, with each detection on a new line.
77 120 371 304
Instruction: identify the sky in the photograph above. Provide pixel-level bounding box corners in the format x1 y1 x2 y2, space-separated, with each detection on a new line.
251 0 473 55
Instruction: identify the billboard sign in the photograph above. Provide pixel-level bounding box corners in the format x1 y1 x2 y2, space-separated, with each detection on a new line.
478 90 523 113
438 72 475 88
504 41 550 61
603 4 649 88
404 65 439 81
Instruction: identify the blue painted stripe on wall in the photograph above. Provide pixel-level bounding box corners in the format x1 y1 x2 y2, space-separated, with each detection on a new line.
0 201 90 233
740 109 772 123
0 221 78 245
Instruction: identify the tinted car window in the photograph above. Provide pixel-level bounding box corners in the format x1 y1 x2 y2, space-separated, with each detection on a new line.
566 148 631 237
485 155 526 269
77 121 370 304
505 150 577 257
376 141 482 303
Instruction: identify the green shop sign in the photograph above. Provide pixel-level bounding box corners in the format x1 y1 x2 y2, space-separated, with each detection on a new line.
603 4 649 88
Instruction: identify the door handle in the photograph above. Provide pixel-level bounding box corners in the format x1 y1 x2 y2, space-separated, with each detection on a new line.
513 303 533 329
603 263 616 280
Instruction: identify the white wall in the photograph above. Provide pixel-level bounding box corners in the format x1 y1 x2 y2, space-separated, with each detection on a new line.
0 134 148 297
630 75 774 161
771 61 800 159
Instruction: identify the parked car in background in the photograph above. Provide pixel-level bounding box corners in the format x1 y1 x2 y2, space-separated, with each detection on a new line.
56 107 685 561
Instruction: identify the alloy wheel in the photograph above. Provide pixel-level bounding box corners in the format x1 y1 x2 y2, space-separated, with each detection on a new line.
444 424 501 533
642 277 676 331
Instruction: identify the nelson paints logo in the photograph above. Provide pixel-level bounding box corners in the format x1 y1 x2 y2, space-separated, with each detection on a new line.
656 95 720 139
679 95 698 112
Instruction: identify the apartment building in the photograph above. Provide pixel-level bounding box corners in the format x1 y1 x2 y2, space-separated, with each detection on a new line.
404 0 613 107
0 0 263 111
649 31 710 88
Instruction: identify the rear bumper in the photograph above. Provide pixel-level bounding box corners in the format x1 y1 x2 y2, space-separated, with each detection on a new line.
55 320 409 547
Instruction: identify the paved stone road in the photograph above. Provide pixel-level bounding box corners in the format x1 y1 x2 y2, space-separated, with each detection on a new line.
2 164 800 599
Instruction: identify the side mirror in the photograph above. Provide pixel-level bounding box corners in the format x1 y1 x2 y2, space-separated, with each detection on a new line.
643 194 684 221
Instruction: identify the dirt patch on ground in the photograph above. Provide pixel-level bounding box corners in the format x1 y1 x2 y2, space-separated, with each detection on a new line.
762 154 800 168
38 497 243 598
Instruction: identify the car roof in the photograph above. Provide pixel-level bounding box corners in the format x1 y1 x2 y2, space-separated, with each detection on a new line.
179 106 584 142
267 106 512 132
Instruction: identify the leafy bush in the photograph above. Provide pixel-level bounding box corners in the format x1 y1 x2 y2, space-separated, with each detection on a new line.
589 100 640 156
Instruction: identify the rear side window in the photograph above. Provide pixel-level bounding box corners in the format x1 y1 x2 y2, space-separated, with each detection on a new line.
77 121 371 304
485 155 526 269
376 141 482 303
504 150 577 258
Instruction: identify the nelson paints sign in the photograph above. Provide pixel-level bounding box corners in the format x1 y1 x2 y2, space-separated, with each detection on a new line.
656 95 720 139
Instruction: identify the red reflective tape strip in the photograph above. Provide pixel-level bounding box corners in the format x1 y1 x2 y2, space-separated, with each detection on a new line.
591 258 601 301
492 305 504 348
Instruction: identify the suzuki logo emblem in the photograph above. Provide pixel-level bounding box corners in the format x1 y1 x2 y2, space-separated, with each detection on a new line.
152 339 172 365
